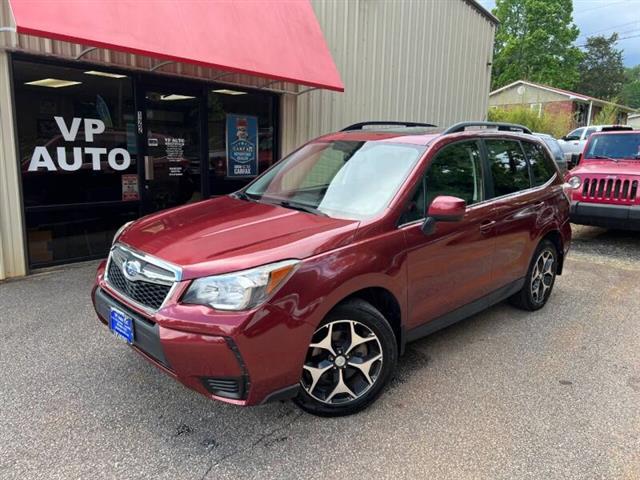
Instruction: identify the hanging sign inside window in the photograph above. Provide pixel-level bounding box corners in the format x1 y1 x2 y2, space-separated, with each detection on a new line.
226 114 258 177
121 174 139 201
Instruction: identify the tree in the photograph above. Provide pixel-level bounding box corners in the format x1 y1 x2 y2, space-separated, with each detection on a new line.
619 65 640 108
491 0 582 91
577 34 625 100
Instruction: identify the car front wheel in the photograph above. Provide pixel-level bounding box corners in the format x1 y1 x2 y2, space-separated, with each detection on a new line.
293 299 397 417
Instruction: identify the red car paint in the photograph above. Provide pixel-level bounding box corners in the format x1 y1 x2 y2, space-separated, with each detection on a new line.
567 131 640 230
92 128 571 406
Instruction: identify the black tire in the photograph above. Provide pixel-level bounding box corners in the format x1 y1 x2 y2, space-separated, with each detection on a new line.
293 299 398 417
510 239 558 311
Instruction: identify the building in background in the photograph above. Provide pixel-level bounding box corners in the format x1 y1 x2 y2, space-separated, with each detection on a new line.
489 80 635 128
626 113 640 128
0 0 497 279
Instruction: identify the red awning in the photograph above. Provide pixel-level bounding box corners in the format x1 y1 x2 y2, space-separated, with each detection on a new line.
8 0 344 92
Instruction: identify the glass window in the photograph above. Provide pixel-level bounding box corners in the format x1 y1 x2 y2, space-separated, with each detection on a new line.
522 141 557 186
564 128 584 141
245 141 425 220
399 141 483 224
485 139 531 196
425 141 484 206
13 59 139 267
208 90 277 195
585 127 597 139
585 133 640 159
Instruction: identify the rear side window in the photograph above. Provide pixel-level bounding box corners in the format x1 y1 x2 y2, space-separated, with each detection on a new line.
485 139 531 196
522 141 557 186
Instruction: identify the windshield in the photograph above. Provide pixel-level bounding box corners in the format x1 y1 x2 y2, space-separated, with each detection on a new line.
243 140 425 220
585 133 640 160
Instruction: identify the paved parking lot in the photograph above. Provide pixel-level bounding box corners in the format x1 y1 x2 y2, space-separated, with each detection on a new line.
1 225 639 480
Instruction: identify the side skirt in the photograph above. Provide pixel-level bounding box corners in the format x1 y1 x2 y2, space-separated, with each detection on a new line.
404 277 525 344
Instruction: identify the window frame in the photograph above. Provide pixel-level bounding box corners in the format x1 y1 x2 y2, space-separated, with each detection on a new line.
481 137 535 200
397 139 487 227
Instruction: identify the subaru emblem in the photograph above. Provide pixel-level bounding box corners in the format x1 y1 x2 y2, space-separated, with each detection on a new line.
123 260 142 280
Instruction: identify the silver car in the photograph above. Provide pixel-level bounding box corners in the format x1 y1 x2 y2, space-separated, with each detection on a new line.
533 133 568 173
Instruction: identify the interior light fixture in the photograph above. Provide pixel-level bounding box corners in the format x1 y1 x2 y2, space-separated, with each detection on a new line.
84 70 128 79
24 78 82 88
160 94 197 101
212 89 248 96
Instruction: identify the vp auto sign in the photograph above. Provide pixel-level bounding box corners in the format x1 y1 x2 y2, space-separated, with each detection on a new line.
28 117 131 172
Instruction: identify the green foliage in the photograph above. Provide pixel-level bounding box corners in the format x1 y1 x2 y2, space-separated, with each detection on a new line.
619 66 640 108
491 0 582 91
488 106 572 138
592 102 620 125
577 34 625 100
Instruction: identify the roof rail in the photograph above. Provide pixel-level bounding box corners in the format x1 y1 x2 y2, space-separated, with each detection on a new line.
443 121 532 135
341 121 437 131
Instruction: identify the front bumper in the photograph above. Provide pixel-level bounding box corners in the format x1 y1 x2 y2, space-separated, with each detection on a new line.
92 262 313 406
570 201 640 230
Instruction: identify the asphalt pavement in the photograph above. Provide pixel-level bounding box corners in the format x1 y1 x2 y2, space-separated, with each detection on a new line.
1 225 639 480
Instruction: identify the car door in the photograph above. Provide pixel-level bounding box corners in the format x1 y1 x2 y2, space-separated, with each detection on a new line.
484 138 543 289
401 140 496 331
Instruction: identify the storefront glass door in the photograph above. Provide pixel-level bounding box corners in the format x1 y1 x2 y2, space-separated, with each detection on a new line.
142 87 202 212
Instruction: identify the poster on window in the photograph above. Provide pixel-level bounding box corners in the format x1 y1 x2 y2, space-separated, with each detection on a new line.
226 114 258 177
121 174 139 201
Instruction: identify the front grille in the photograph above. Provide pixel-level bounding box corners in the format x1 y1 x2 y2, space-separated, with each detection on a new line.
581 177 639 203
107 262 171 310
105 244 178 311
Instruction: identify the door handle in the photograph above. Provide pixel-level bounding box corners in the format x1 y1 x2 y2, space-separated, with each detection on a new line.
533 201 545 209
479 220 496 234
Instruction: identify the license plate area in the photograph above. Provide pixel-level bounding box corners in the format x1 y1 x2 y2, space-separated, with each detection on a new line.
109 307 135 344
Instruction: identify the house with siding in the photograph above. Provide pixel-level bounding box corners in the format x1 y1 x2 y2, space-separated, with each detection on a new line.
489 80 636 127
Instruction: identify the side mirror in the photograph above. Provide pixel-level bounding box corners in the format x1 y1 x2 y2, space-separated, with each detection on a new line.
421 196 466 234
568 153 581 169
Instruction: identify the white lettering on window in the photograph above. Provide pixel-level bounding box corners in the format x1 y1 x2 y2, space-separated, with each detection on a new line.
108 148 131 171
28 147 57 171
85 147 107 170
54 116 82 141
84 119 105 142
56 147 83 171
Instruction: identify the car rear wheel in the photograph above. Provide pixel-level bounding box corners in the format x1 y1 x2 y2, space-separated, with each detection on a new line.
293 299 397 417
510 239 558 311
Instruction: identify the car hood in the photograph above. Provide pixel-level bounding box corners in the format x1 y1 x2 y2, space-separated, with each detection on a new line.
118 196 360 279
571 160 640 177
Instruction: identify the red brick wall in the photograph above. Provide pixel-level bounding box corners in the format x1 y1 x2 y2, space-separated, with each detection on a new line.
543 101 573 117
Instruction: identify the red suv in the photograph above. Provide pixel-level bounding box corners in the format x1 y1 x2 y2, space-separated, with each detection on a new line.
566 130 640 230
92 121 571 416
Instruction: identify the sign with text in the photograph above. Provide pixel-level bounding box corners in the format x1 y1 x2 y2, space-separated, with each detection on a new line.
121 174 139 201
27 116 131 172
226 114 258 178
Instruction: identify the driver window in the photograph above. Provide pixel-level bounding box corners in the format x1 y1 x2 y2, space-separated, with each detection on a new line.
400 141 484 224
565 128 584 141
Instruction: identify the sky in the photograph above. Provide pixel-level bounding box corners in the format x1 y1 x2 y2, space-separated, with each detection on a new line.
477 0 640 66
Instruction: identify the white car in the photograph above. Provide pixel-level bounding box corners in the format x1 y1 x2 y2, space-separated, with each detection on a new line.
558 125 633 159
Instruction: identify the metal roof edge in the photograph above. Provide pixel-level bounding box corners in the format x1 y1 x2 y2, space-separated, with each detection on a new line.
464 0 499 25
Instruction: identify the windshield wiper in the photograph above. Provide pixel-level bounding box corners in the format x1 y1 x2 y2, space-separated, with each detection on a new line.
267 199 327 216
231 191 259 202
591 154 619 163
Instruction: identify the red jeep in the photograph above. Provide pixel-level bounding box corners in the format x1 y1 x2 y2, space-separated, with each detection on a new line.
92 121 571 416
567 130 640 230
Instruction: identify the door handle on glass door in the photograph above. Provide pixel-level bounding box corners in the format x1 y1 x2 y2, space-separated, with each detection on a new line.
144 156 154 181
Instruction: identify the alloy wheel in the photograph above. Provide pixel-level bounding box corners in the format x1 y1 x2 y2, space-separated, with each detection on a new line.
530 249 555 304
301 320 383 405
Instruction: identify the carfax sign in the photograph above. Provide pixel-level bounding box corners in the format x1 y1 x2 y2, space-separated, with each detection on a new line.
226 114 258 177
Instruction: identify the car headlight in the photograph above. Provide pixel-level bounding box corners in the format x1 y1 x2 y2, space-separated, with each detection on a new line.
112 221 133 244
182 260 299 311
567 176 581 189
